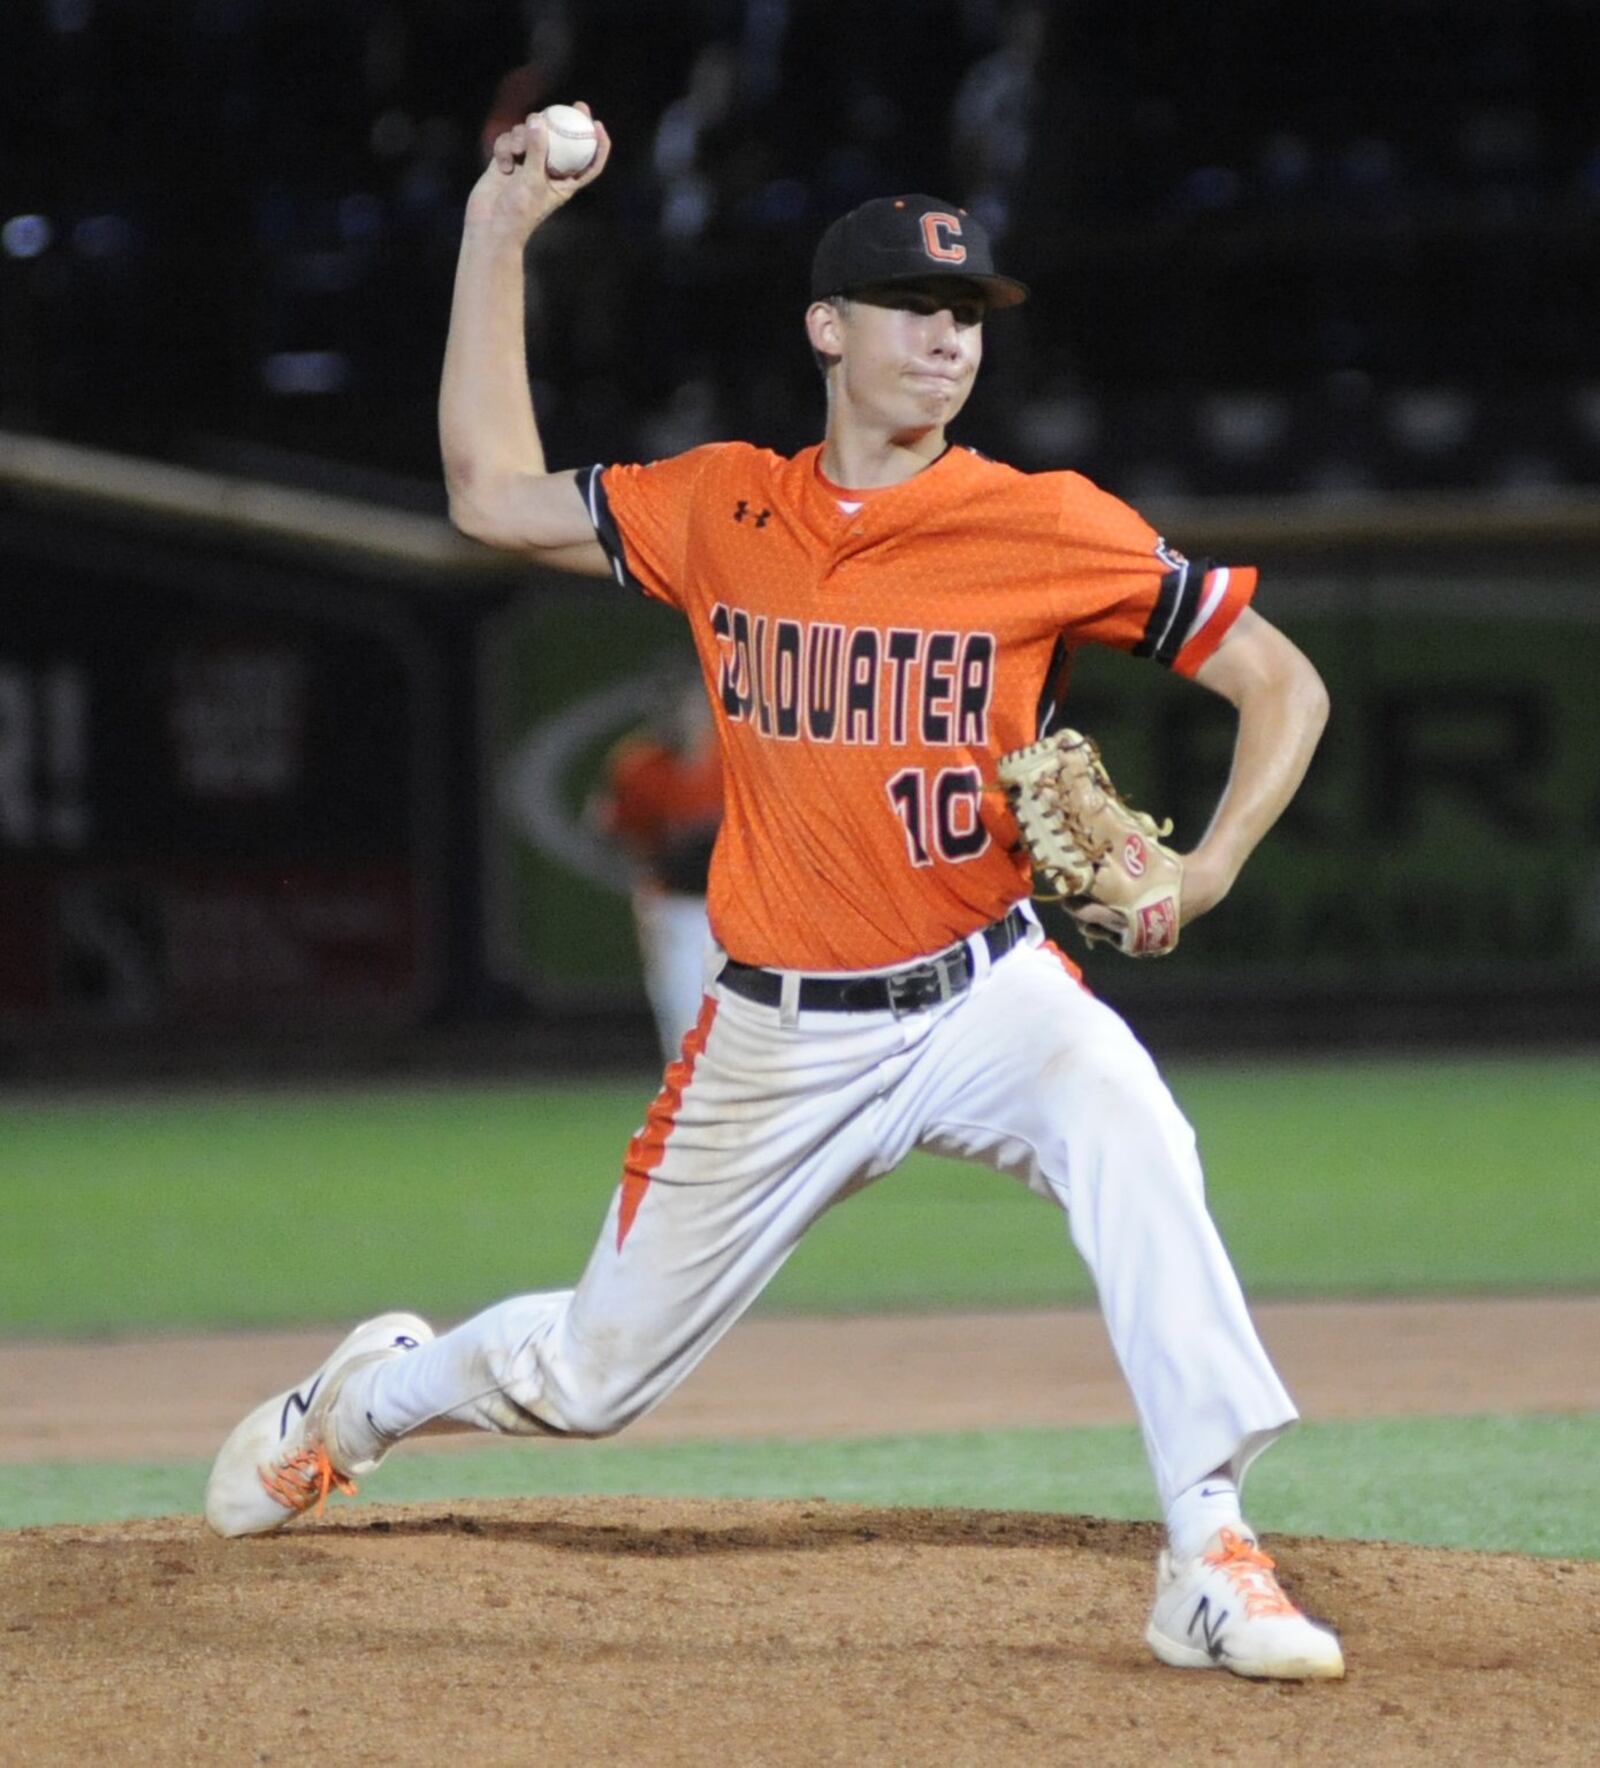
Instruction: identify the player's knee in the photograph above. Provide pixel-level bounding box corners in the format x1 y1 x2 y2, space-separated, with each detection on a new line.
491 1386 628 1440
1041 1044 1202 1183
510 1370 647 1440
540 1394 641 1439
1055 1037 1179 1122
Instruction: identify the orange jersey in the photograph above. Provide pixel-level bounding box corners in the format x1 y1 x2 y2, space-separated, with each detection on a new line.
580 443 1254 970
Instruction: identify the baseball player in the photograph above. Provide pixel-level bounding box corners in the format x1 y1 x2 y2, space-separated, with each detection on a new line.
207 107 1344 1681
587 667 723 1062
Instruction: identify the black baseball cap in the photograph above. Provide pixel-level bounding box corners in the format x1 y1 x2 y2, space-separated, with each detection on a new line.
810 195 1028 309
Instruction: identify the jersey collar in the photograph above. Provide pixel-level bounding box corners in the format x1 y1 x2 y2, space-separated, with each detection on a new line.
800 442 970 540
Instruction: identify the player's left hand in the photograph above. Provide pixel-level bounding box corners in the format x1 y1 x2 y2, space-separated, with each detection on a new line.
996 729 1185 958
1061 898 1134 944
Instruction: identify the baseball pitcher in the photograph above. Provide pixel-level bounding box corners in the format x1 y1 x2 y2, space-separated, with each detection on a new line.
207 105 1343 1682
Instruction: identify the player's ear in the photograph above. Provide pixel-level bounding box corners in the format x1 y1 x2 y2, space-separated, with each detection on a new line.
805 299 847 365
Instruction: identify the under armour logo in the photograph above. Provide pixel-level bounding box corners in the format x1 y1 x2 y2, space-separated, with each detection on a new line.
733 501 771 528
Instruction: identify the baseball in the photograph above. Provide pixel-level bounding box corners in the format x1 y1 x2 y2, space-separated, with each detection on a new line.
542 104 599 177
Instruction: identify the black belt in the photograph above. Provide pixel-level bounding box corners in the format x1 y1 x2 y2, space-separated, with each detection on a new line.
717 906 1029 1016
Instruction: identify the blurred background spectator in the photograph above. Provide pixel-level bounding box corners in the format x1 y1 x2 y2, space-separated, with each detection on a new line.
948 0 1046 243
585 665 723 1063
3 0 1598 503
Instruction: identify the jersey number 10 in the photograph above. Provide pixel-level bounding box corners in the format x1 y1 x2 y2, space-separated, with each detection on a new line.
886 766 989 868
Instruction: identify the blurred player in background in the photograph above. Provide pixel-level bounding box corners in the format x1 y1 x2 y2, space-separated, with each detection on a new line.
587 665 722 1061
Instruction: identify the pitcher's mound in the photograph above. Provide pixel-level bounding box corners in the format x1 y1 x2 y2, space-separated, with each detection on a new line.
4 1498 1597 1766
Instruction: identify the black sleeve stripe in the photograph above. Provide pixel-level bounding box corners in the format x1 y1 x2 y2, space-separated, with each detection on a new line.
1132 559 1183 660
1136 555 1214 667
1154 559 1202 665
1034 635 1074 737
576 464 648 596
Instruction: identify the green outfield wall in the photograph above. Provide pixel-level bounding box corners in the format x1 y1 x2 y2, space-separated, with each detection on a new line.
487 544 1600 1020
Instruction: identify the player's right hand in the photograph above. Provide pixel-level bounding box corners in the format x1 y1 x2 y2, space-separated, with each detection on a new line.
466 104 610 237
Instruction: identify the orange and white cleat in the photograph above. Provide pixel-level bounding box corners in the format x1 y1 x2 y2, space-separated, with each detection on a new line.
1146 1527 1345 1680
204 1313 432 1539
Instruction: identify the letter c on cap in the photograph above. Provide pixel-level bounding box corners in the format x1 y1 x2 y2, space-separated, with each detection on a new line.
920 212 967 264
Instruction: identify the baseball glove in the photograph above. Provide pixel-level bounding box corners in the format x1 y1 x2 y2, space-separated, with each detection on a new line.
995 729 1184 957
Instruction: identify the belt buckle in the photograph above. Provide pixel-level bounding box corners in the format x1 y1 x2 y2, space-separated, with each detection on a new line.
885 948 962 1018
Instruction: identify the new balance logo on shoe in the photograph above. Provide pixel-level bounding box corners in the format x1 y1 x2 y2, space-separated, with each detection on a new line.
1189 1595 1230 1664
1148 1530 1344 1680
279 1375 323 1440
206 1312 434 1540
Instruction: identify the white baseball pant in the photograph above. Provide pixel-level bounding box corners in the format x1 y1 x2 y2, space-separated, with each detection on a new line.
353 921 1297 1508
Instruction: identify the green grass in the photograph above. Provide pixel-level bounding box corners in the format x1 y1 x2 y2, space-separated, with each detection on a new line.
0 1085 639 1336
2 1054 1597 1336
5 1413 1597 1559
6 1057 1594 1555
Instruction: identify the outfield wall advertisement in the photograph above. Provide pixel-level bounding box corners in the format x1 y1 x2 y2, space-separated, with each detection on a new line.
0 522 437 1029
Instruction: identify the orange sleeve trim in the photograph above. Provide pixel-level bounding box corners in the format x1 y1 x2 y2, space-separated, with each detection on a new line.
1172 565 1257 678
617 994 718 1250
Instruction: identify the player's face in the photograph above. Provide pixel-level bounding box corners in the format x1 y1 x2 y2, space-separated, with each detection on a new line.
831 280 986 436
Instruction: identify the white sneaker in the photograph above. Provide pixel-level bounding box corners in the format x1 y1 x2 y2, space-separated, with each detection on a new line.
1146 1527 1345 1680
204 1312 432 1538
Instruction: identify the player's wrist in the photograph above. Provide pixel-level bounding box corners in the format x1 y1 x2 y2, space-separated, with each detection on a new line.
1178 848 1236 921
461 200 547 244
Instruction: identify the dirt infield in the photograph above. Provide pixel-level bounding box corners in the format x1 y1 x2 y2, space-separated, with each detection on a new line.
5 1298 1600 1765
5 1503 1598 1766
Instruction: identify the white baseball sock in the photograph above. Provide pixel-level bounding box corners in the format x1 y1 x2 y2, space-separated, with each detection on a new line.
1165 1470 1246 1562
